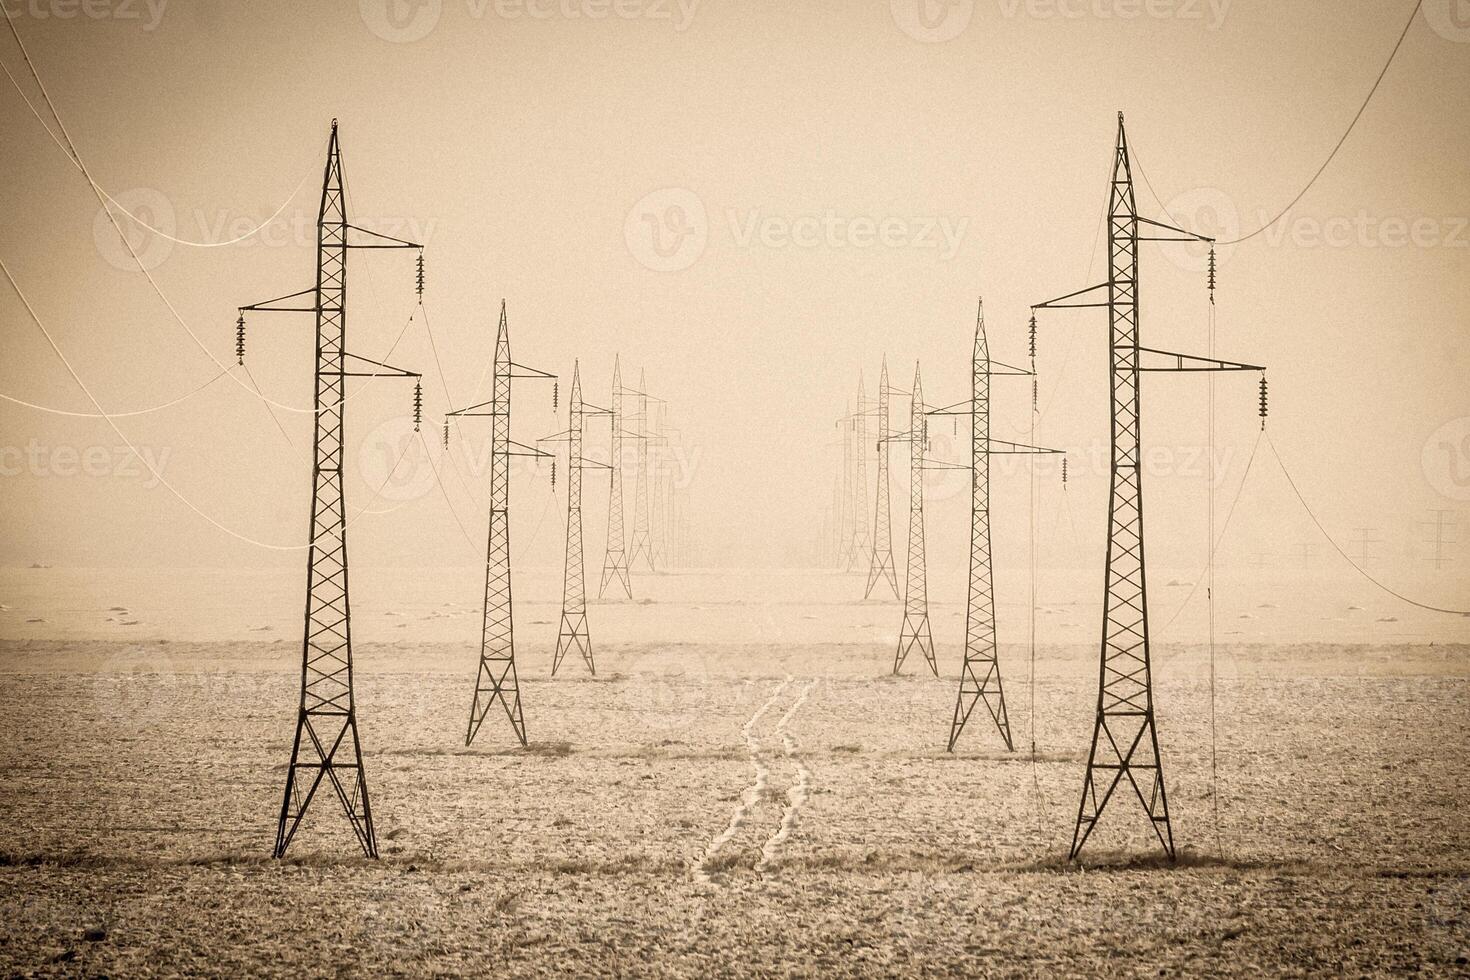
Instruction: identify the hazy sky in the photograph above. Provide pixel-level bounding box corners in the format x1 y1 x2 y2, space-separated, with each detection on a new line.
0 0 1466 600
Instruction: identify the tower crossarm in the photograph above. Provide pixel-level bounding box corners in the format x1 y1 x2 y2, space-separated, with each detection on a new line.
988 439 1064 455
239 286 318 313
1134 215 1213 244
343 224 423 250
1136 347 1264 373
1033 282 1110 310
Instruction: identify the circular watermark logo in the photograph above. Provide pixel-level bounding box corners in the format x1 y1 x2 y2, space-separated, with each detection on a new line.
94 188 174 272
1423 0 1470 43
358 416 437 503
625 188 708 273
1159 186 1239 273
1423 416 1470 502
359 0 443 43
890 0 974 43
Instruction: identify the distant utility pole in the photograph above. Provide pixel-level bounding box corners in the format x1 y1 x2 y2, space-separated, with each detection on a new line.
1421 509 1458 570
865 358 901 599
889 363 939 677
240 119 425 860
1032 112 1265 861
929 300 1062 752
600 356 633 599
1350 527 1383 567
541 361 612 676
1293 542 1318 569
448 302 555 748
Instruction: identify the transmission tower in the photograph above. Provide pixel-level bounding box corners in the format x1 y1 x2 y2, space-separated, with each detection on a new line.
1033 112 1264 860
542 361 612 676
889 363 939 676
448 302 555 747
929 300 1062 752
865 358 901 599
628 369 658 573
599 356 633 599
1421 509 1457 569
848 375 873 571
835 401 858 570
237 119 425 859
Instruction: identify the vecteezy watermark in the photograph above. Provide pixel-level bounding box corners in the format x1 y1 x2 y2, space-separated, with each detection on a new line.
1424 417 1470 503
625 188 709 273
1423 0 1470 44
996 0 1230 29
890 0 974 42
359 0 699 43
0 0 168 31
359 416 438 503
625 188 969 271
93 190 436 274
1157 186 1469 273
0 440 171 488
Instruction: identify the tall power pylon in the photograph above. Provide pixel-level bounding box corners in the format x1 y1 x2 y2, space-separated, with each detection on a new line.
849 375 873 571
628 369 657 573
543 361 612 676
929 301 1061 752
835 401 857 569
600 356 633 599
891 363 939 676
865 358 901 599
239 119 425 859
1033 112 1264 860
448 302 555 748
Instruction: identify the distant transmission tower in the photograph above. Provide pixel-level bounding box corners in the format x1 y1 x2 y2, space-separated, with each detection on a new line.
543 361 612 676
238 119 425 859
628 369 659 573
930 300 1062 752
600 356 633 599
865 357 900 599
891 363 939 676
1421 509 1457 569
448 302 555 747
849 374 872 571
1033 112 1264 860
835 402 857 570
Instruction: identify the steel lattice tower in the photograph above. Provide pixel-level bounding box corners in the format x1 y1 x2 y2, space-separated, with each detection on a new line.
600 356 633 599
893 363 938 676
865 358 900 598
835 404 857 570
548 362 612 676
850 374 872 572
449 303 555 747
1034 112 1263 859
246 120 424 859
628 369 656 572
930 301 1061 752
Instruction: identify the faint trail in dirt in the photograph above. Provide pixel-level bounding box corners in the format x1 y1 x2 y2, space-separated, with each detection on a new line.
756 679 818 874
693 676 792 883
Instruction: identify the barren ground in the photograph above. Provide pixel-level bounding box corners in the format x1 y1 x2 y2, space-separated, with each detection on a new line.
1 606 1467 977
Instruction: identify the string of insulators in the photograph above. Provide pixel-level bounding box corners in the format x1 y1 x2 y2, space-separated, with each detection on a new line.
442 420 449 449
1062 457 1068 488
235 313 246 365
550 458 557 489
1032 377 1039 413
1028 313 1037 358
1258 375 1269 429
412 381 423 432
415 250 425 299
552 381 559 411
1207 246 1217 304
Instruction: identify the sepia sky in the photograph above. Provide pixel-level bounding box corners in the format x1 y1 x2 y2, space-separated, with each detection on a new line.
0 0 1466 597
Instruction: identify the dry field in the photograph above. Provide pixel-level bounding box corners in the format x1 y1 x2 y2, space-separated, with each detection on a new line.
1 616 1467 977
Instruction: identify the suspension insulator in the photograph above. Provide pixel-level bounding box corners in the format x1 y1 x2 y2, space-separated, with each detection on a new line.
1258 375 1269 428
1062 456 1069 488
412 381 423 432
1032 377 1039 413
1207 245 1217 304
415 251 425 299
442 420 450 449
552 381 559 411
1028 313 1038 359
235 313 246 365
551 458 557 489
